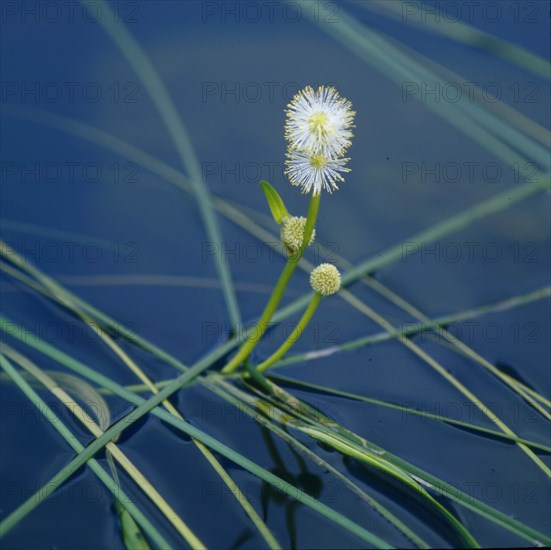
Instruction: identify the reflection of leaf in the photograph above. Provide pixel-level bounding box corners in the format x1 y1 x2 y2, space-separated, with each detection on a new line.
115 502 151 550
229 528 255 550
285 501 298 550
296 472 323 499
260 180 289 224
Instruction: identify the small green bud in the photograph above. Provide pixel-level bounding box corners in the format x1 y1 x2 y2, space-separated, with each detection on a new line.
280 215 316 254
310 263 341 296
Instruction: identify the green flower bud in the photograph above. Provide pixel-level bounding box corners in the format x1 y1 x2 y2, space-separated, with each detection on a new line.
280 215 316 254
310 263 341 296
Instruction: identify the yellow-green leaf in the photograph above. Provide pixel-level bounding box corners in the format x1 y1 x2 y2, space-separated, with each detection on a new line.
260 180 288 224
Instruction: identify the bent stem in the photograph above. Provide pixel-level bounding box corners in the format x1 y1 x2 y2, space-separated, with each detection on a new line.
222 193 320 373
257 293 322 373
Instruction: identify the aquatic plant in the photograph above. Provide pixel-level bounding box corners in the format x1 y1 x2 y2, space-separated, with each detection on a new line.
223 85 353 375
1 1 549 549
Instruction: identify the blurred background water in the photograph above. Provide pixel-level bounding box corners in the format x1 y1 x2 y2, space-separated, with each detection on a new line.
1 1 550 548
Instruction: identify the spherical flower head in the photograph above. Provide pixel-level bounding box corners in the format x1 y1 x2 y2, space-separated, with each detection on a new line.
310 263 341 296
285 148 350 195
280 215 316 254
285 86 355 157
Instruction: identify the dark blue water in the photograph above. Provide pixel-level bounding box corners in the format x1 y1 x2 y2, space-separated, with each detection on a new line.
1 1 549 548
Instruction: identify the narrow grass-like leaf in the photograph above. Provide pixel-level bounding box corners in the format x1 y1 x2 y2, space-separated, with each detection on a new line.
271 286 551 363
1 346 205 549
252 376 551 547
2 320 548 546
340 291 551 477
3 235 550 476
363 0 551 80
3 238 550 477
207 376 431 548
297 425 478 548
0 355 170 550
3 106 549 333
0 319 391 549
2 173 549 378
84 0 241 329
85 372 551 454
249 379 478 547
269 374 551 453
295 0 549 172
76 311 280 549
384 35 550 147
16 104 548 416
494 370 551 409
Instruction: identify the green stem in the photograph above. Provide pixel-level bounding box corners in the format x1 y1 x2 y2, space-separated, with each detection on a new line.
245 361 275 395
222 193 320 373
257 293 322 373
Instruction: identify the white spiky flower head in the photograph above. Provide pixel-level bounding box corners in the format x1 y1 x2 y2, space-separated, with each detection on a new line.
280 215 316 254
310 263 341 296
285 148 350 195
285 86 355 157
